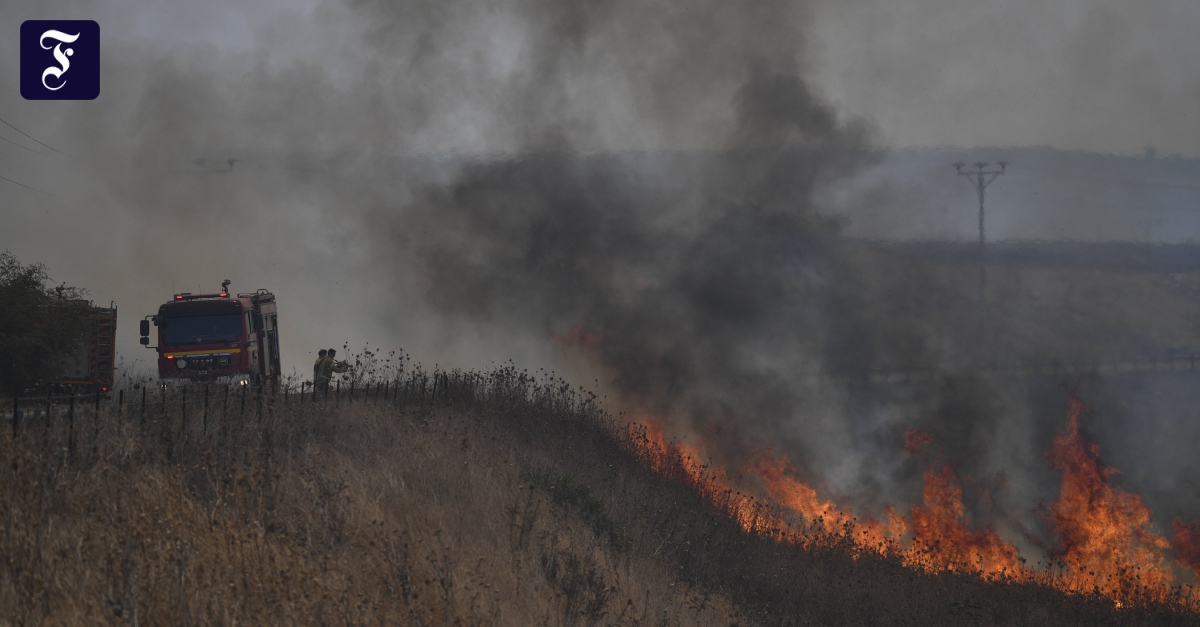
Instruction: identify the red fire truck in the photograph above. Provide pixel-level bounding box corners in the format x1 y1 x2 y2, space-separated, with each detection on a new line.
139 281 281 386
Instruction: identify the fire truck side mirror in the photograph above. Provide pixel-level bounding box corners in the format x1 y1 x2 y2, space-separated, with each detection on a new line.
139 336 149 346
139 319 150 337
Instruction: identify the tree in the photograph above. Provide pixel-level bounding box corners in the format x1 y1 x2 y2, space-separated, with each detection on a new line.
0 251 91 395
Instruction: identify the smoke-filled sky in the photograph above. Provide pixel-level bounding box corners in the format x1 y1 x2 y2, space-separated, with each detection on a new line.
811 0 1200 155
3 0 1200 564
2 0 1198 155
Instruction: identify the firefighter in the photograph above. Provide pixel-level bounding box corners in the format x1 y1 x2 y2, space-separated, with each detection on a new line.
315 349 349 395
315 349 333 395
327 349 350 376
313 349 328 384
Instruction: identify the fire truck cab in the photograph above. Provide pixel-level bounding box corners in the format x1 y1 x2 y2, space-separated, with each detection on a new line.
140 282 280 386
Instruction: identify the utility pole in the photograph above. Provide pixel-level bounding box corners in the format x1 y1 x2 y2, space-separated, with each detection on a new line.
954 160 1007 359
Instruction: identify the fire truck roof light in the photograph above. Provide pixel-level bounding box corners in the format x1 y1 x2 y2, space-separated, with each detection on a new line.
175 295 183 300
219 292 228 297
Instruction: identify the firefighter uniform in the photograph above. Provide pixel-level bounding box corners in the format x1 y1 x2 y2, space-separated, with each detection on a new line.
315 354 349 394
313 351 329 393
315 356 333 394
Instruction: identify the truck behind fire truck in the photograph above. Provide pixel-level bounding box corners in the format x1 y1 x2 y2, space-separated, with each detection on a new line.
139 281 281 386
54 300 117 392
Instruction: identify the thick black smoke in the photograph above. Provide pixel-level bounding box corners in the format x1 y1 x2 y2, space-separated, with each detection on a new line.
313 0 903 473
372 75 889 467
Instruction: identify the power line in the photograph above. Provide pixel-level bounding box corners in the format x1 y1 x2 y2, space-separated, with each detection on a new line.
0 172 55 197
0 116 80 161
0 133 48 156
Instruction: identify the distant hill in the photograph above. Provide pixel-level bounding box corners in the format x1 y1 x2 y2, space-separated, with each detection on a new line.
828 147 1200 243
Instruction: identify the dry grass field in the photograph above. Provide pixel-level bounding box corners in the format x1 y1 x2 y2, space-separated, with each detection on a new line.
1 368 1195 625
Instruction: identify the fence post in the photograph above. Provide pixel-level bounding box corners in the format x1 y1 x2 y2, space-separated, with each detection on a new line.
67 393 76 458
92 389 100 461
118 389 124 420
349 380 354 405
336 380 341 405
12 391 18 438
240 385 247 417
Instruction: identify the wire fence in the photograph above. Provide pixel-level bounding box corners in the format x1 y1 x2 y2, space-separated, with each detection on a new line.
3 367 514 455
10 349 1200 441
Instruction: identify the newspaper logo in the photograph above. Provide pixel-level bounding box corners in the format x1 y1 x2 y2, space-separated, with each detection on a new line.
20 21 100 100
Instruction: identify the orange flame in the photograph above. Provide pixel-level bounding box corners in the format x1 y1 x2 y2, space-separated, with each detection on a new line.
624 400 1199 609
751 453 862 534
627 420 784 535
1048 396 1174 597
649 424 1022 573
908 465 1023 578
1171 518 1200 575
750 451 891 550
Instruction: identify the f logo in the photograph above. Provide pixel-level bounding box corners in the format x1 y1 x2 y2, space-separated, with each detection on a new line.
21 21 99 100
40 30 81 91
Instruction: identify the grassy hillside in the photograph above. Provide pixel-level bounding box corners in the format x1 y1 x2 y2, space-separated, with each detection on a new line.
1 369 1194 625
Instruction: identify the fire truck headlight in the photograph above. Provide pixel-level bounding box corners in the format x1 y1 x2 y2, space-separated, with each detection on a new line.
217 355 230 368
176 358 188 369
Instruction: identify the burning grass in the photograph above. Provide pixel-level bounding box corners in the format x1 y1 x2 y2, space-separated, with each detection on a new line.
630 398 1200 610
1048 397 1176 599
1 366 1196 624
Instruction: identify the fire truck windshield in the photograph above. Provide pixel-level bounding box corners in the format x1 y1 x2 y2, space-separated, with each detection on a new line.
160 314 242 346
